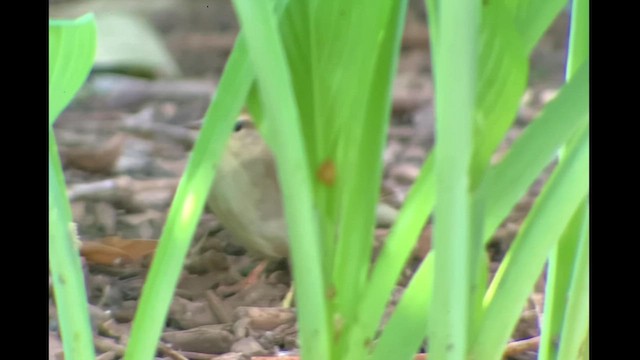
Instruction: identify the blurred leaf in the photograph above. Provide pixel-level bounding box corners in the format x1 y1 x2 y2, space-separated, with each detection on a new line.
49 14 98 359
125 1 292 358
477 60 589 242
49 0 179 20
125 31 254 360
472 123 588 360
49 13 97 125
496 0 569 54
471 2 528 185
555 214 589 360
93 12 180 78
371 252 435 360
229 1 331 360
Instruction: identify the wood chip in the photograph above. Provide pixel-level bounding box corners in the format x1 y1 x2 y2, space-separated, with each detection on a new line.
206 290 234 324
162 324 235 354
60 134 127 174
234 307 296 331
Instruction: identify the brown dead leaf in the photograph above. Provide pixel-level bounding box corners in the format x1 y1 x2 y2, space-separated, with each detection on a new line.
61 133 127 173
81 236 157 265
162 324 234 354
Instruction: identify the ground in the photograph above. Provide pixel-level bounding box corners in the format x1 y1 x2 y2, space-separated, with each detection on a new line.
49 1 569 359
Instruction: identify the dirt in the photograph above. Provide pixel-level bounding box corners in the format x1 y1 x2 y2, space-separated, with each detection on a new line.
49 1 569 359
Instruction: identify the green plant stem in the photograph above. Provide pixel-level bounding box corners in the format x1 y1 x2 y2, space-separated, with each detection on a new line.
428 0 479 359
566 0 589 79
49 129 96 360
538 199 586 360
229 1 331 359
556 204 589 360
538 2 590 357
370 252 435 360
125 33 255 360
356 156 435 343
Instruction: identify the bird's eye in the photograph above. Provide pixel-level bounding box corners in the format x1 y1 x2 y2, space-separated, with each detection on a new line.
234 119 251 132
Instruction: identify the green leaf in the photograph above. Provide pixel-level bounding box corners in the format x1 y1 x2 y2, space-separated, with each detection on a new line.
49 13 97 125
370 252 435 360
228 1 331 360
125 34 254 359
539 200 589 360
477 60 589 243
538 3 590 359
428 0 479 357
496 0 568 54
93 12 180 78
471 123 589 360
556 222 589 360
49 13 98 360
49 130 96 360
334 1 411 358
566 0 589 79
330 0 405 324
471 2 528 186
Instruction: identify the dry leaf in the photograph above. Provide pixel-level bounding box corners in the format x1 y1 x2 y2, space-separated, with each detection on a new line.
81 236 157 265
61 133 127 173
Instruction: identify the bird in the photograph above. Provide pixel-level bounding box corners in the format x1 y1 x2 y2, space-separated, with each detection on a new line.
207 118 290 260
207 118 399 289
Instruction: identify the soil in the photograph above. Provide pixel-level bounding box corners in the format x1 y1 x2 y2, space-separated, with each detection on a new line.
49 1 570 359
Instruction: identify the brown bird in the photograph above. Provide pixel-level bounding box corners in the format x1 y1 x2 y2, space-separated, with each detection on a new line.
207 119 399 283
207 119 290 260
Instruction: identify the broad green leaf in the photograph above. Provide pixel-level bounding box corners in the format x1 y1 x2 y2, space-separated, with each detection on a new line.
496 0 568 54
337 1 411 358
49 13 97 125
294 1 403 322
471 2 528 186
330 0 404 322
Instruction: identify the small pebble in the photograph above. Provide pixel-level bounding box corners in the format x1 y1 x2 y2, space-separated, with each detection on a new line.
401 144 427 164
388 126 415 142
162 324 234 354
390 163 421 184
231 337 268 356
211 353 247 360
112 300 137 323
